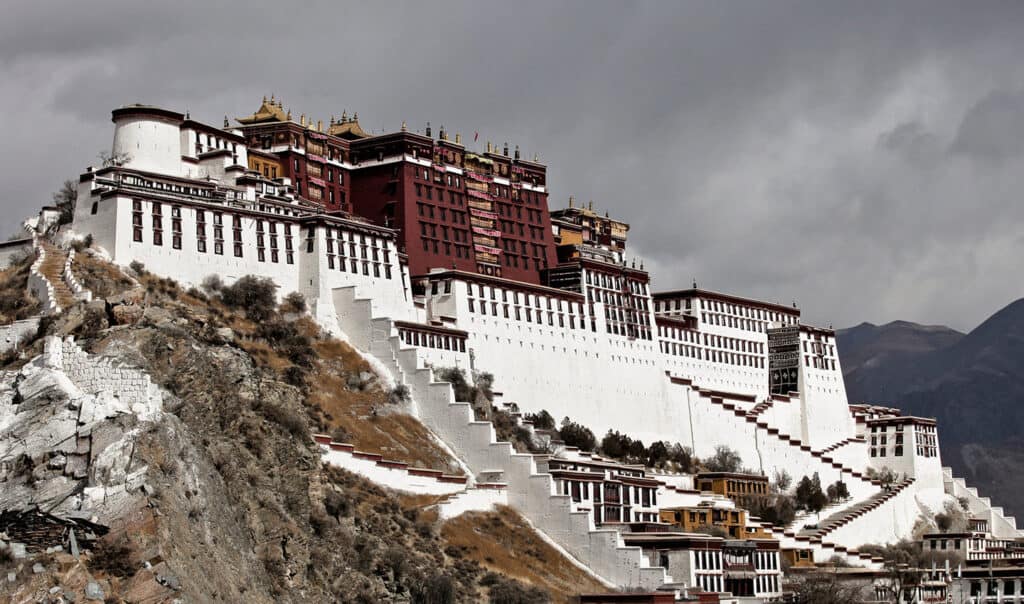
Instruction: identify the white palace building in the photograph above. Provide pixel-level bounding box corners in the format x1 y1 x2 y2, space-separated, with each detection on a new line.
47 103 1020 598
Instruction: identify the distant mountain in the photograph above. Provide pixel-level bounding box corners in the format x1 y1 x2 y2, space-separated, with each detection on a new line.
838 299 1024 519
838 320 964 404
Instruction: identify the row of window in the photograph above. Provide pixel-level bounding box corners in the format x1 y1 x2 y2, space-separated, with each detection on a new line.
397 328 466 352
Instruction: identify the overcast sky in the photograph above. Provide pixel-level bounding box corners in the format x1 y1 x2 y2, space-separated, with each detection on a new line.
3 1 1023 331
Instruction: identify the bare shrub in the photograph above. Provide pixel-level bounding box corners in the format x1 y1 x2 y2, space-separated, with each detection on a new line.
89 536 135 578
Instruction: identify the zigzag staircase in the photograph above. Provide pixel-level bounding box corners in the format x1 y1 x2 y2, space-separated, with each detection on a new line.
942 467 1020 538
666 378 900 567
332 286 671 589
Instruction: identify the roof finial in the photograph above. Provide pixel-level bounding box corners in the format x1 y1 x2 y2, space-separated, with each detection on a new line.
439 124 446 140
569 195 574 208
263 95 267 104
223 115 229 128
353 112 358 122
455 132 462 144
588 200 593 211
533 153 539 162
503 142 509 156
514 144 520 160
401 120 407 132
487 141 492 153
341 110 348 122
330 115 335 125
693 278 698 288
185 110 190 120
286 109 292 120
425 122 431 137
317 119 323 132
300 113 306 126
270 93 275 103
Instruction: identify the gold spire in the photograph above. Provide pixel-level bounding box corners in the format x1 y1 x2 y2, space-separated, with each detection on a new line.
401 120 407 132
330 115 336 125
317 119 323 132
300 114 306 127
286 109 292 120
341 110 348 122
486 141 492 153
455 132 462 144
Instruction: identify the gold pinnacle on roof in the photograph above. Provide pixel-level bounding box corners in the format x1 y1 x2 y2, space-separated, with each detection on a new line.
401 120 407 132
569 195 575 208
341 110 348 122
455 133 462 144
237 95 289 124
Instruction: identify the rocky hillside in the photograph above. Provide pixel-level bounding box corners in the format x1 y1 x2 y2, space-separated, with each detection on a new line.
0 250 604 603
838 299 1024 519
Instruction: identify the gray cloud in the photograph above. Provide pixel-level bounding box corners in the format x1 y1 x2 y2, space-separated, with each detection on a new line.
3 0 1024 331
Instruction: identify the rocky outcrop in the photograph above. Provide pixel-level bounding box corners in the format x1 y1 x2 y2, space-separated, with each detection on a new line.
0 336 163 518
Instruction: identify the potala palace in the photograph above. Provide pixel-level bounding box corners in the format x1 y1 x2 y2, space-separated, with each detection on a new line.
13 99 1023 602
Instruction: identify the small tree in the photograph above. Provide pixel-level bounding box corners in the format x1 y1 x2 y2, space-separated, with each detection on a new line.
523 410 554 430
53 179 77 225
773 469 793 493
280 291 307 314
201 274 224 293
220 275 278 322
558 417 596 451
826 480 850 503
790 570 868 602
704 445 743 473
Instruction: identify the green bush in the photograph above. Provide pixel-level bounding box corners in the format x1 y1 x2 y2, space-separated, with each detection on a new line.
523 410 554 430
221 275 278 322
281 291 307 314
488 578 550 604
558 417 596 451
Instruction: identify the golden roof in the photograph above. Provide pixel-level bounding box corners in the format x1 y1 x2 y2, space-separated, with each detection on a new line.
237 95 289 125
328 112 370 140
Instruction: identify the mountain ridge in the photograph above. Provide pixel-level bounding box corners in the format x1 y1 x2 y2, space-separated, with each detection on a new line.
838 296 1024 518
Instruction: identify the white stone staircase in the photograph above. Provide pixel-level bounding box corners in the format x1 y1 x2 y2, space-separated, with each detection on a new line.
332 286 671 589
942 466 1020 538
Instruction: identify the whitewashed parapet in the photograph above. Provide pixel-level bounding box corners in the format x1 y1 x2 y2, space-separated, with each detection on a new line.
943 467 1021 538
314 434 467 496
28 237 61 315
0 318 41 356
63 249 93 302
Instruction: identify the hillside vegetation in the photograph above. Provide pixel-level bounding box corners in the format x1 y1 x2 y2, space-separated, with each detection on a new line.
0 251 600 603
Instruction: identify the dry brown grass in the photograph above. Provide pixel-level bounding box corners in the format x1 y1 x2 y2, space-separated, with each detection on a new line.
307 358 461 474
71 252 135 299
0 254 40 323
441 506 607 603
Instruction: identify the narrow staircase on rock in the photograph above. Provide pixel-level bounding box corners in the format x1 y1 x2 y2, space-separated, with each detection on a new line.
37 240 75 309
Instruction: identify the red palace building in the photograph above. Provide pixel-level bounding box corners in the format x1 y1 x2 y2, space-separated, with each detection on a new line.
236 97 556 284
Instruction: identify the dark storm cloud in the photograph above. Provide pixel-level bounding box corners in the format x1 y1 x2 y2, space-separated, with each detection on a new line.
3 0 1024 331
